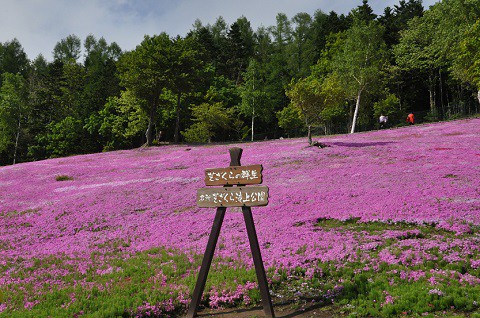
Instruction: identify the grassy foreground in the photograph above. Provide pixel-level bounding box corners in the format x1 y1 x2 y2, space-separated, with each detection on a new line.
0 220 479 317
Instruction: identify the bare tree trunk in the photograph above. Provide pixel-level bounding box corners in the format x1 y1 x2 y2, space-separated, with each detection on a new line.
308 125 313 145
439 69 445 119
251 76 255 142
477 90 480 105
429 72 437 118
174 93 182 143
13 120 21 165
429 88 435 115
350 90 362 134
145 113 154 146
145 97 159 146
251 105 255 142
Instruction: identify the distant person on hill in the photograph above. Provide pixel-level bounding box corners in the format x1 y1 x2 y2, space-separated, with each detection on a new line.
379 115 388 129
406 113 415 125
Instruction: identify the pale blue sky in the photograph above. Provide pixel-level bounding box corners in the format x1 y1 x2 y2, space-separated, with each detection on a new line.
0 0 439 61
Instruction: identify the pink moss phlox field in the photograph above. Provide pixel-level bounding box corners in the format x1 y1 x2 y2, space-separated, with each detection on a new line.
1 119 479 302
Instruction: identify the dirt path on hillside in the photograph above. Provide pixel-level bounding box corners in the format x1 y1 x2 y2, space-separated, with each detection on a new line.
193 302 345 318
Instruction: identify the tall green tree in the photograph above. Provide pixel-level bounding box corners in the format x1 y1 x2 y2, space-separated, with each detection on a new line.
0 73 29 164
211 16 230 77
85 90 148 150
43 35 89 156
349 0 377 23
452 19 480 103
44 116 84 157
394 16 438 116
225 17 254 83
290 12 315 78
311 39 350 134
170 35 205 142
311 10 351 64
311 10 329 61
53 34 82 63
253 26 272 65
332 20 389 133
182 102 236 143
0 39 29 86
433 0 480 108
57 59 86 118
205 75 241 108
41 59 88 158
266 13 294 114
395 0 480 119
83 35 122 119
284 76 322 144
189 22 217 66
284 70 346 142
30 59 72 156
269 13 293 78
270 13 293 51
117 33 172 146
379 0 424 47
239 59 273 141
26 55 52 160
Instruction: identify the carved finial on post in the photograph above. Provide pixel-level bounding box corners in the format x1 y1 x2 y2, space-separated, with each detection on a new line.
229 147 243 166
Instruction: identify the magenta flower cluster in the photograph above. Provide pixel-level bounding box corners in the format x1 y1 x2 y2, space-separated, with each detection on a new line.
0 118 479 312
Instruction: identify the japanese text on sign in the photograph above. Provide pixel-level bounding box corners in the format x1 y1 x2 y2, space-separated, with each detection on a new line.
197 186 269 207
204 165 262 186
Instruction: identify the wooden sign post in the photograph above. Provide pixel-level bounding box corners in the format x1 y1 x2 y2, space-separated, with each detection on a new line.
187 147 275 318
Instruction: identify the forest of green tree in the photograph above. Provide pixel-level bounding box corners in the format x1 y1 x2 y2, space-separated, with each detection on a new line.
1 0 479 166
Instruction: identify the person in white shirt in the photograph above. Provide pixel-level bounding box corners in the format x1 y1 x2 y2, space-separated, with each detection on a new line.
379 115 388 129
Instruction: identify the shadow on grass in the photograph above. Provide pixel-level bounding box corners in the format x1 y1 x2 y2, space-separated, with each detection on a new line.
329 141 394 148
195 300 340 317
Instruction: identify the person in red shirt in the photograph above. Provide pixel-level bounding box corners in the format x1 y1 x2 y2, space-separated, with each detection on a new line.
406 113 415 125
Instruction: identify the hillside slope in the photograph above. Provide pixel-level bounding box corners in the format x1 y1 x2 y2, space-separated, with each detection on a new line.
0 119 479 316
1 119 479 266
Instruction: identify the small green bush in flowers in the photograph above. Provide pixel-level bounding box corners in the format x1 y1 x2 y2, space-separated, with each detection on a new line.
55 175 74 181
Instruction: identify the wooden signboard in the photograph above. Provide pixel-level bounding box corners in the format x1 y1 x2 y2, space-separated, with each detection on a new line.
187 147 275 318
204 164 263 186
197 186 269 207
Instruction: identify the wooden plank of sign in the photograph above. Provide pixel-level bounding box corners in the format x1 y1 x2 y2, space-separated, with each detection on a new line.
197 186 269 207
204 164 263 186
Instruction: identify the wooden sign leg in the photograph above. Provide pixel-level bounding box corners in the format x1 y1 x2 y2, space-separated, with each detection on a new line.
242 206 275 318
187 207 226 318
